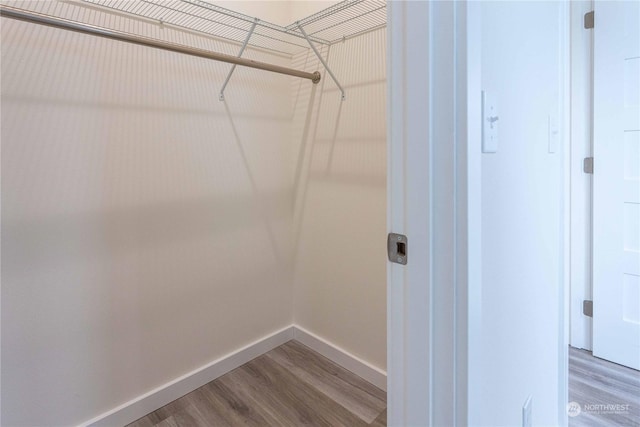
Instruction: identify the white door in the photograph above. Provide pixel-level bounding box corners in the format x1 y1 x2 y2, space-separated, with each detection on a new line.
593 0 640 370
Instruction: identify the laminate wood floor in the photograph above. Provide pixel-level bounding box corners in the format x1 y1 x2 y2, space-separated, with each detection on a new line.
130 343 640 427
127 340 386 427
569 346 640 427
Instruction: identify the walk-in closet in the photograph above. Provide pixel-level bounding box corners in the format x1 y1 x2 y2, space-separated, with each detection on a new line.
0 1 387 425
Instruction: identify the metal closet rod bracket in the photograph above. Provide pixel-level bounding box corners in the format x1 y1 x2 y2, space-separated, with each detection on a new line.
219 18 258 101
297 22 345 101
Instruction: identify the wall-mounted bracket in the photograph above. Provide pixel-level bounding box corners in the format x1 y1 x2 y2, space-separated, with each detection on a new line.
219 18 258 101
297 22 346 101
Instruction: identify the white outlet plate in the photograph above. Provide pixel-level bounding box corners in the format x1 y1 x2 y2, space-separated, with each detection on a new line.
482 91 499 153
523 395 532 427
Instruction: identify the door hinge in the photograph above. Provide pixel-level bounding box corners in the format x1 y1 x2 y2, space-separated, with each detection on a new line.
583 300 593 317
584 157 594 174
584 11 594 29
387 233 408 265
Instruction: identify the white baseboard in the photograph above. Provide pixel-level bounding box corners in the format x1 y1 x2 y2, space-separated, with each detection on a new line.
80 324 386 426
292 325 387 391
81 326 294 427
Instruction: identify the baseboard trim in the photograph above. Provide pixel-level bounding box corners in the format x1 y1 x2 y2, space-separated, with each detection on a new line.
292 325 387 391
80 324 386 426
81 326 295 427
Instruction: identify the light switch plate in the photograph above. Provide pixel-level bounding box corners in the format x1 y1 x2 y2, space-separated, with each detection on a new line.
482 91 499 153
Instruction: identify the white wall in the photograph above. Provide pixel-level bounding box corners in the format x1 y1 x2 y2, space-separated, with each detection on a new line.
1 1 388 424
291 28 387 371
214 1 340 27
215 1 291 26
290 1 341 24
0 2 294 426
469 2 565 426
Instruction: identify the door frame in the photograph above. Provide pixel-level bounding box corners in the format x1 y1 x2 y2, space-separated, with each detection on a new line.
569 0 594 353
386 2 480 424
387 2 571 425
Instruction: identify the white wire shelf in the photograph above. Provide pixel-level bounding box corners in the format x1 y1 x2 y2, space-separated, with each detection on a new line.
1 0 386 98
80 0 386 55
287 0 386 45
1 0 386 56
80 0 326 56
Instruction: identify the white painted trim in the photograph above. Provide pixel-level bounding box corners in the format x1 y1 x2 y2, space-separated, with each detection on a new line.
292 326 387 391
387 2 432 424
386 2 408 425
559 2 572 426
77 324 388 427
80 326 295 427
569 0 594 352
387 2 471 425
457 2 481 425
465 4 483 427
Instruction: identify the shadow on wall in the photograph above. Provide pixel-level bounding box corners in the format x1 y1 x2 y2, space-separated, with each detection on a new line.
292 28 387 256
0 5 296 425
290 28 388 371
223 100 290 268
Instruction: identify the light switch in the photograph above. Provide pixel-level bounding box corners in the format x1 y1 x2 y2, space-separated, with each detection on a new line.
482 91 499 153
548 114 559 153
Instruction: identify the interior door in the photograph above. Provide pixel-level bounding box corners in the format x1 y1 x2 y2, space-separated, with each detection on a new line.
592 0 640 370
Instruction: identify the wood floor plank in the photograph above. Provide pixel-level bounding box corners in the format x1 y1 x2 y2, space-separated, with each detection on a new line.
267 342 385 423
126 415 155 427
370 409 387 426
570 357 640 395
218 362 318 427
571 348 640 386
569 349 640 404
168 405 208 427
145 393 192 424
569 380 640 426
282 341 386 401
569 347 640 427
125 339 385 427
569 411 623 427
199 379 273 426
154 416 178 427
228 354 370 427
177 389 232 426
570 373 640 411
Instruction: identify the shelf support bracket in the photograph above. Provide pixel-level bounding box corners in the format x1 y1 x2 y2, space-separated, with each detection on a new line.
219 18 258 101
297 22 345 101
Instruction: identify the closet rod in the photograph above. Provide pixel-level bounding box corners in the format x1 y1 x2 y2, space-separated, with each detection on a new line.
0 5 322 84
